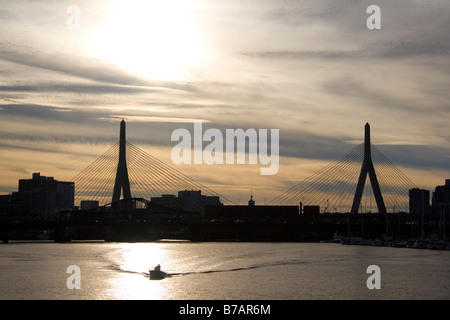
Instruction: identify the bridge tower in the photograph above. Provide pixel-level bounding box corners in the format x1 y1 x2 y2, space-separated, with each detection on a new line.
350 123 386 214
112 120 132 203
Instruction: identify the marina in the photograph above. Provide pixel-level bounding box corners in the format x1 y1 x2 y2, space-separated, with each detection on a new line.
339 235 450 250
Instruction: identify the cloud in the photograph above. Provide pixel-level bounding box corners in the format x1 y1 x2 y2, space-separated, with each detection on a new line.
246 0 450 62
0 102 210 151
0 83 160 95
0 0 449 198
375 144 450 171
99 115 211 123
241 41 450 61
0 42 195 92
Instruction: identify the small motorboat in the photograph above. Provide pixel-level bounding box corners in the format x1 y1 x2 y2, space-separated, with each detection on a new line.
149 264 166 280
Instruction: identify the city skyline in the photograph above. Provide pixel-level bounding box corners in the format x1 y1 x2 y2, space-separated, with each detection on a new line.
2 120 447 214
0 0 449 203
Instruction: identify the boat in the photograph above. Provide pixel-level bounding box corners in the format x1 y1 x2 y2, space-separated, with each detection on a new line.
328 233 344 243
149 264 167 280
341 236 364 245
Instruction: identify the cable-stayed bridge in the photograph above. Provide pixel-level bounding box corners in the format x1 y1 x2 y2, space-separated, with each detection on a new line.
72 121 414 214
1 121 430 243
72 120 235 208
7 120 416 225
270 124 416 213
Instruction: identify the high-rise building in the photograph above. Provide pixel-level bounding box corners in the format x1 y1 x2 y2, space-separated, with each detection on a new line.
11 172 75 220
409 188 430 215
432 179 450 216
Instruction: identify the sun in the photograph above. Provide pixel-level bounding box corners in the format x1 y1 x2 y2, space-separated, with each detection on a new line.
90 0 204 81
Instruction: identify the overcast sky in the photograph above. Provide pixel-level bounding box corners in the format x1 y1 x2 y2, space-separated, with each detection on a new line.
0 0 449 203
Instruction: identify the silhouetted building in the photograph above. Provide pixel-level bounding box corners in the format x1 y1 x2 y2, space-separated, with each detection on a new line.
151 190 222 216
205 205 298 221
248 193 255 206
9 172 75 220
303 205 320 218
80 200 99 211
432 179 450 216
409 188 430 215
0 194 13 216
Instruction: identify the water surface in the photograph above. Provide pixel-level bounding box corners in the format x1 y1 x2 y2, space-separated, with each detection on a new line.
0 242 448 300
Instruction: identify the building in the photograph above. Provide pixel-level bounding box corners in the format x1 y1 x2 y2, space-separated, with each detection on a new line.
0 194 13 216
9 172 75 220
248 193 255 206
80 200 99 211
151 190 222 216
432 179 450 216
205 205 299 221
303 205 320 218
409 188 430 215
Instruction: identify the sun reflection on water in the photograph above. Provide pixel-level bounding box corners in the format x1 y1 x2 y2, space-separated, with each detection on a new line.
105 243 172 300
118 243 166 273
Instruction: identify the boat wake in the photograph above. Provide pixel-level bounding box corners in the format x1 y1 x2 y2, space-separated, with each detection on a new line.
167 259 315 277
103 264 148 276
168 265 262 277
106 255 369 279
103 261 289 278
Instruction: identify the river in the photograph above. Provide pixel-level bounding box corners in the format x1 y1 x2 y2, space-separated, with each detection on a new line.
0 241 449 300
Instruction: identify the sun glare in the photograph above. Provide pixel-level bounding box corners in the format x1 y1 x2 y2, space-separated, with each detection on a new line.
91 0 204 81
106 243 168 299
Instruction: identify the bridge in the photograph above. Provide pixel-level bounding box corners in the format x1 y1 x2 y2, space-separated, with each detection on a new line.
72 120 414 213
72 120 235 208
270 123 416 213
1 121 424 242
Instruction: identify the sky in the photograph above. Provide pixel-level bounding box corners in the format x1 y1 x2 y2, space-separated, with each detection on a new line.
0 0 449 205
